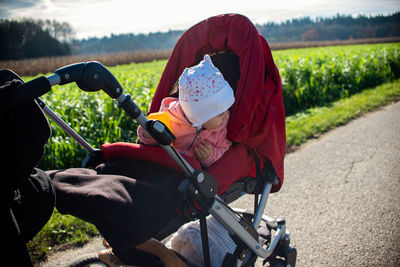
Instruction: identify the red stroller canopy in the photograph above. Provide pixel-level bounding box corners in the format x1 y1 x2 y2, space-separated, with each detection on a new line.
149 14 286 193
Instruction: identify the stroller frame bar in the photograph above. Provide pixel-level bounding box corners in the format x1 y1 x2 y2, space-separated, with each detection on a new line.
210 184 285 259
36 72 96 154
116 92 195 176
37 98 96 154
253 182 273 228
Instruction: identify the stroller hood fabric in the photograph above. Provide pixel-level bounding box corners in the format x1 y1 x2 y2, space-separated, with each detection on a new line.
149 14 286 192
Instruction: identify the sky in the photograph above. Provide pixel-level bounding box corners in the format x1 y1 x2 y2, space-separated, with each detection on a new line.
0 0 399 39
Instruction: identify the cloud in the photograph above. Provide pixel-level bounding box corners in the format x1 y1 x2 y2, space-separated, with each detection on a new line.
1 0 399 39
0 0 38 17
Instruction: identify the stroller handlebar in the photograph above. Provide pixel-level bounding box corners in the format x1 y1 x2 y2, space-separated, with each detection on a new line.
10 61 123 110
8 76 51 110
54 61 123 99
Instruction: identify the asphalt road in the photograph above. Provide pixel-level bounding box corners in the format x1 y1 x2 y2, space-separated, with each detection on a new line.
39 102 400 267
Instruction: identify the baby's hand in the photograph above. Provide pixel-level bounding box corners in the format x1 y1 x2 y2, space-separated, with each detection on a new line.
139 125 153 140
194 142 212 161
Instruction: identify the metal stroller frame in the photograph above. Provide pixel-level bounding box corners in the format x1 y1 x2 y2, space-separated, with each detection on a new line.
15 60 296 266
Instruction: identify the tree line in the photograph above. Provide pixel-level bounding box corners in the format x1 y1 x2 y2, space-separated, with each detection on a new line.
1 12 399 60
74 31 182 55
73 12 400 55
257 12 400 42
0 18 75 60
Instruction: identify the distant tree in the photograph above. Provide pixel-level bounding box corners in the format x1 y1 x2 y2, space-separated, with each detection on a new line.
302 28 319 41
38 19 76 43
0 18 71 60
361 25 376 38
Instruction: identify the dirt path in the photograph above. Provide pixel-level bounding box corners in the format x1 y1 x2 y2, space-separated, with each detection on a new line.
235 101 400 266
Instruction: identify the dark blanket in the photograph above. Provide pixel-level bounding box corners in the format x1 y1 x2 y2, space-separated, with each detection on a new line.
49 159 185 250
1 69 53 267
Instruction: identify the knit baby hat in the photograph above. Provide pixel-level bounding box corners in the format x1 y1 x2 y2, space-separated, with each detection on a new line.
178 55 235 127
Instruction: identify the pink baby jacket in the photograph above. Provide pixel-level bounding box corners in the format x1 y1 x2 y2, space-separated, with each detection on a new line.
137 97 232 168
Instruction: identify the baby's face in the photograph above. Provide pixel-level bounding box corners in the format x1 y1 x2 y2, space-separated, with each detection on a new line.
202 110 229 130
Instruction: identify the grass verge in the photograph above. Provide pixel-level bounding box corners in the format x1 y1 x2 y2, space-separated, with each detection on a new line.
286 79 400 149
27 210 99 263
28 79 400 263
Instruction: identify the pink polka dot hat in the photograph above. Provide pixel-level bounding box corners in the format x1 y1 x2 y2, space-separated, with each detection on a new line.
178 55 235 127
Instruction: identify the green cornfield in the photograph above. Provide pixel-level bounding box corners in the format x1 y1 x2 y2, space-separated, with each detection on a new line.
30 42 399 171
275 43 400 115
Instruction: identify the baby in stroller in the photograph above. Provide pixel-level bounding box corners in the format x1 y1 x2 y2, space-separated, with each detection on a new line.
138 54 235 168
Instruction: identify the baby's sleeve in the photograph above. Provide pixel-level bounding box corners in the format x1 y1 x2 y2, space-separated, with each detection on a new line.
137 125 157 145
201 138 232 168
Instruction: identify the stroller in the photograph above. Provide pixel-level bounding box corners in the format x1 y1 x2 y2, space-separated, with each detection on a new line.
12 14 296 266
